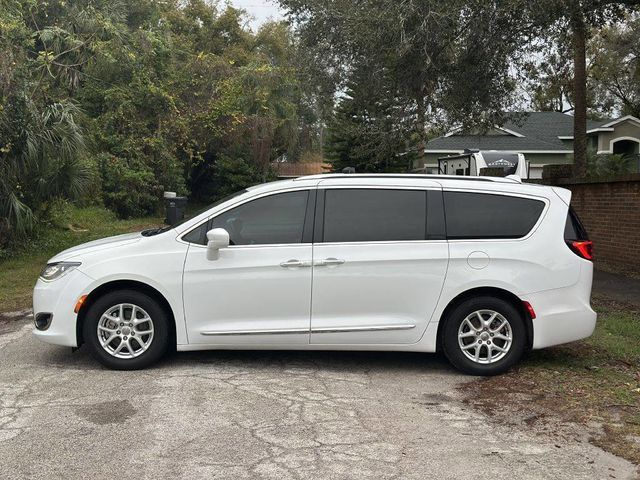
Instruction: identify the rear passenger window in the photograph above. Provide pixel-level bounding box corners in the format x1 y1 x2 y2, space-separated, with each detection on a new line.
444 191 544 239
322 189 426 242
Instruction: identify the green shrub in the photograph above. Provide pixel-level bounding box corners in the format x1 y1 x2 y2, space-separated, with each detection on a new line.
45 198 74 229
587 152 635 178
99 154 162 218
190 154 268 203
213 154 268 199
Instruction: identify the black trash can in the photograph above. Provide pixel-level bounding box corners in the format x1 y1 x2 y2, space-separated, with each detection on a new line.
164 193 187 226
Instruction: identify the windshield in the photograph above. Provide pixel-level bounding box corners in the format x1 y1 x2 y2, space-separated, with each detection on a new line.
141 189 248 236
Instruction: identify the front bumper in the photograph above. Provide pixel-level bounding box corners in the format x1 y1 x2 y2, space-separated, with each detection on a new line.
32 269 94 347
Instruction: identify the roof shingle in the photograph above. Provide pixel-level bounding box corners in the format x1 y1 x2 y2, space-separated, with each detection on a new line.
426 112 612 152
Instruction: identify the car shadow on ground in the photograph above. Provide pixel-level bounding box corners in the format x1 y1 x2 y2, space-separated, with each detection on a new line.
37 341 459 376
176 348 457 375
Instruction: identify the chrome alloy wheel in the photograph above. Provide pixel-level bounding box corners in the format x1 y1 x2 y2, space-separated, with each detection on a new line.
457 310 513 364
97 303 154 359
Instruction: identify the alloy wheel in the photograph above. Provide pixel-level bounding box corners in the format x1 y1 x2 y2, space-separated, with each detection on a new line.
97 303 155 359
457 309 513 364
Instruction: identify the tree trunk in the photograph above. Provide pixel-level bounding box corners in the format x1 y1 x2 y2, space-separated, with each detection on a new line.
571 9 588 178
415 93 426 172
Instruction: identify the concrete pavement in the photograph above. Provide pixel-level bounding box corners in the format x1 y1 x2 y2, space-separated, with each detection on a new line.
0 319 636 479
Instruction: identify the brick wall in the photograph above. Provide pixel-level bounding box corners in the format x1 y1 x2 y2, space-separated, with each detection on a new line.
538 175 640 275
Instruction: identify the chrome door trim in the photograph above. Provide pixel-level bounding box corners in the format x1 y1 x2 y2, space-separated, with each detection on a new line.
200 324 416 336
201 328 309 336
311 324 416 334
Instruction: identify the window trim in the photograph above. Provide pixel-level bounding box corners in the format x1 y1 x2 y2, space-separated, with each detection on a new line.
442 188 549 242
180 185 548 247
314 186 445 245
180 188 316 248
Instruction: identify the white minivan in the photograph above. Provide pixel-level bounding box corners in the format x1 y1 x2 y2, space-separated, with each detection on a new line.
33 174 596 375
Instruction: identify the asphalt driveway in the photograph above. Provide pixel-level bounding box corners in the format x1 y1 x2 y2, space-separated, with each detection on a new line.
0 319 636 479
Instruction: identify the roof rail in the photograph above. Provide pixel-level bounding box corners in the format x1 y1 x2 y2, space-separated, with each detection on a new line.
505 174 522 183
293 173 519 183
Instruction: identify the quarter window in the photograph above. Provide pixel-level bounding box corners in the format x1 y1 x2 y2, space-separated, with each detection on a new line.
443 191 544 239
182 223 208 245
564 207 589 241
322 189 427 242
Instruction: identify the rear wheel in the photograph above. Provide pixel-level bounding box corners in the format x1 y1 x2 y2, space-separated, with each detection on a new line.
83 290 170 370
442 296 526 376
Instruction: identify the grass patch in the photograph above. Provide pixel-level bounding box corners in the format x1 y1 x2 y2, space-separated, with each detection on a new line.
0 206 162 312
462 295 640 466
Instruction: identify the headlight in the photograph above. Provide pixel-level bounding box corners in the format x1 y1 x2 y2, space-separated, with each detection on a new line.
39 262 81 281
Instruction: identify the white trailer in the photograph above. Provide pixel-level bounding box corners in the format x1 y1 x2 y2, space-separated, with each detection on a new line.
437 150 529 179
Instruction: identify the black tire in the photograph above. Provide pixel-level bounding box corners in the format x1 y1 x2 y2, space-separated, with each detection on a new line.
82 289 170 370
442 296 526 376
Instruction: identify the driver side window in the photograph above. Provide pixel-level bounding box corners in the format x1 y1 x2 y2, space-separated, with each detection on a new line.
183 190 309 246
212 190 309 245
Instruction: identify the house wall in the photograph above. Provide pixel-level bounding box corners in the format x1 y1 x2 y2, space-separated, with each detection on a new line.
421 152 460 169
597 121 640 153
535 175 640 275
524 152 572 165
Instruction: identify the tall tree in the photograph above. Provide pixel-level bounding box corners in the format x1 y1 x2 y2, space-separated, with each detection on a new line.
279 0 530 169
529 0 637 177
522 29 576 113
590 13 640 118
325 65 416 172
1 0 99 242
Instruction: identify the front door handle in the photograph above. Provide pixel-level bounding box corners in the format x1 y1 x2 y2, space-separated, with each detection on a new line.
280 259 312 268
316 257 345 267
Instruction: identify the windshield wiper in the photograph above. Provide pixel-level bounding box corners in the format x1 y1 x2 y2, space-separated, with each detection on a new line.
141 226 171 237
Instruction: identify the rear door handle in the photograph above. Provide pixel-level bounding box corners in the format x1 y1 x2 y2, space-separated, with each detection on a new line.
316 257 345 267
280 259 312 268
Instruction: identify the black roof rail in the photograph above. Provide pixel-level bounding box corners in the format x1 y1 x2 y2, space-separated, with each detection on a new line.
294 173 504 183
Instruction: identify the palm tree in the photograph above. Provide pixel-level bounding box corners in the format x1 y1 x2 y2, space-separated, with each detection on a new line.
1 100 91 244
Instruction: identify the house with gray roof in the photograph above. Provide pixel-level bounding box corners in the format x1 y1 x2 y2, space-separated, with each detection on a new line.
419 112 640 178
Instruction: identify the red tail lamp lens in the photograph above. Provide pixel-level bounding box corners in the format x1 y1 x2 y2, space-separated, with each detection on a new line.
523 301 536 320
570 240 593 261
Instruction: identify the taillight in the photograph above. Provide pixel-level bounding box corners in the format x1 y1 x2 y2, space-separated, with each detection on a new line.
567 240 593 261
522 301 536 319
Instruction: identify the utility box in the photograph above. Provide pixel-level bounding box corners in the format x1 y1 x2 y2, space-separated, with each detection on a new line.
164 192 187 226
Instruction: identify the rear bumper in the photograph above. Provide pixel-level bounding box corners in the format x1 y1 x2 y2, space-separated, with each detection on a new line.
32 269 94 347
523 262 596 349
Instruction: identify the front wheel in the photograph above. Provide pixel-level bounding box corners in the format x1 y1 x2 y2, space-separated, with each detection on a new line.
442 296 526 376
83 290 170 370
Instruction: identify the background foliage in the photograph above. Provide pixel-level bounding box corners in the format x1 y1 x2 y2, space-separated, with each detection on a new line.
1 0 638 247
0 0 319 245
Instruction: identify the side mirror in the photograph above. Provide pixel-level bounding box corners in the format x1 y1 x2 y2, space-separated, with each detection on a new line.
206 228 230 261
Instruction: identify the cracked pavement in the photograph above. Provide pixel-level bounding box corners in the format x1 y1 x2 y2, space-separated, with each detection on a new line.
0 318 636 479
